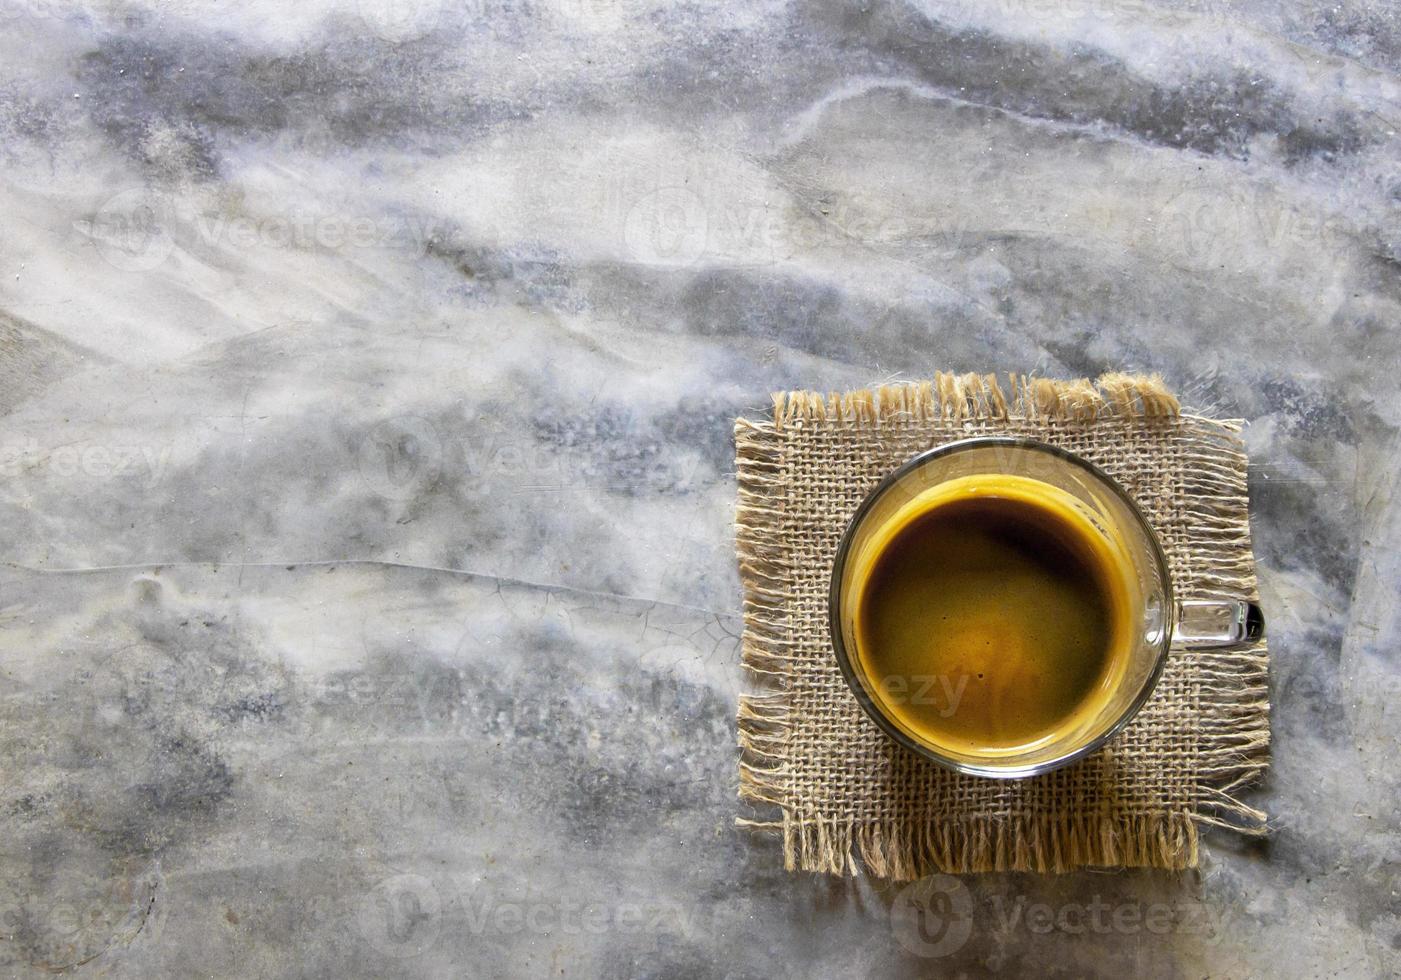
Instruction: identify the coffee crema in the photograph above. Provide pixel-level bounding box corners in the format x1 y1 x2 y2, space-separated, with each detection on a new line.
849 475 1135 756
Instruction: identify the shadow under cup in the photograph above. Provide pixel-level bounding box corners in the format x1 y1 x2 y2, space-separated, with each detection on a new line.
829 438 1173 779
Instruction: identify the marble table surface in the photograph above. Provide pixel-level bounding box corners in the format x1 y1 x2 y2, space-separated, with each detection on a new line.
1 0 1399 976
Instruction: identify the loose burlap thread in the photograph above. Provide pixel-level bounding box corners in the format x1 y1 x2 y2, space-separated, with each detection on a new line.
734 372 1269 878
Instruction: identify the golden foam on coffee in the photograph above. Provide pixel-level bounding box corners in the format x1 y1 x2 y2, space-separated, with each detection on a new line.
848 475 1135 757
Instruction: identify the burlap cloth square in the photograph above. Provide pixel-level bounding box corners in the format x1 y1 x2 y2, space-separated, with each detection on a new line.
734 372 1269 878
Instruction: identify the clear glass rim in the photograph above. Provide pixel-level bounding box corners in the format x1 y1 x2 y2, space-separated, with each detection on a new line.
827 436 1176 779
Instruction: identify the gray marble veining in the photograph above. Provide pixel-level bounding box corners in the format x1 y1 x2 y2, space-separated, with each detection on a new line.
1 0 1399 976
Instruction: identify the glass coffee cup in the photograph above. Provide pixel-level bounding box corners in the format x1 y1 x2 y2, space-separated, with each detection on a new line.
829 437 1264 779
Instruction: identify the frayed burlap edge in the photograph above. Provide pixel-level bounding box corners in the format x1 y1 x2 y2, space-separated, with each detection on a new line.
766 370 1181 429
734 371 1270 878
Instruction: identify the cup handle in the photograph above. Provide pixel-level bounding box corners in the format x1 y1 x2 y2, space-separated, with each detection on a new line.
1173 600 1265 648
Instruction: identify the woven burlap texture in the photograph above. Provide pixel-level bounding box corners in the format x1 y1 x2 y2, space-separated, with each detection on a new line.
735 372 1269 878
